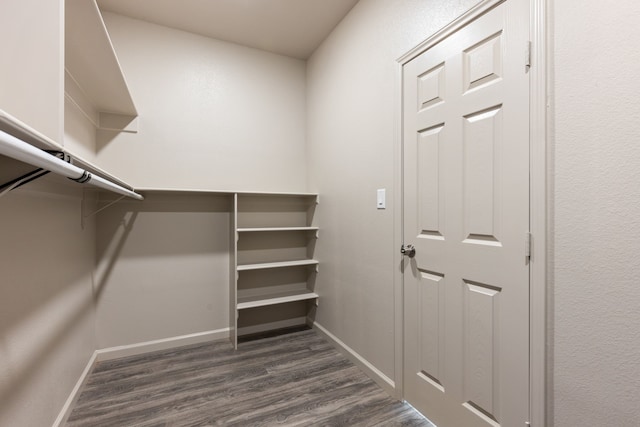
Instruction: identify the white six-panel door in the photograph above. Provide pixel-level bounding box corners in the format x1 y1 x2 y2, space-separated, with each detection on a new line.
403 1 530 426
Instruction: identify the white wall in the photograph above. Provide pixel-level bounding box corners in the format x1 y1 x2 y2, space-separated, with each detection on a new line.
552 1 640 425
0 1 97 426
0 180 97 427
89 11 311 348
64 97 98 164
310 1 640 424
95 193 231 348
0 0 64 142
95 12 308 192
307 0 478 383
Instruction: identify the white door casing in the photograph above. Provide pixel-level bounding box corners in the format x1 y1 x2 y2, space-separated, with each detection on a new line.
402 1 530 426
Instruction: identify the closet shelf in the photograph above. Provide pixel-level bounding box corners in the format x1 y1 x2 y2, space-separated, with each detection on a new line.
231 192 319 348
136 188 318 197
65 0 137 122
237 259 319 272
0 109 139 195
237 290 319 310
237 226 319 232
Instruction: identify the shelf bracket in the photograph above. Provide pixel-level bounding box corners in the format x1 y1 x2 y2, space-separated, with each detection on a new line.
83 195 126 220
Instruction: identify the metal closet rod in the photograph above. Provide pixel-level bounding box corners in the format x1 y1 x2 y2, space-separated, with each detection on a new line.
0 129 144 200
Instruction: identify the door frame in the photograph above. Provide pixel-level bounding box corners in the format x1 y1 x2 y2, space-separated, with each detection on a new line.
392 0 549 425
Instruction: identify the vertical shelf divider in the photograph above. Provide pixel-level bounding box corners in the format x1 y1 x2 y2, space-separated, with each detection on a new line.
230 193 238 348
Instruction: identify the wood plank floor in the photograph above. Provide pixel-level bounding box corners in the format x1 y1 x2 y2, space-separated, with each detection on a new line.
65 328 433 426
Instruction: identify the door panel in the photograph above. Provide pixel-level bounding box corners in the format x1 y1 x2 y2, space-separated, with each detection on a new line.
403 1 530 426
417 124 445 238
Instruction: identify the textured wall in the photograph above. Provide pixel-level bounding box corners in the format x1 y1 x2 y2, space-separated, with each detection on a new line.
64 96 98 165
0 0 63 142
0 181 97 427
307 0 478 382
0 1 94 426
553 0 640 425
96 12 308 192
95 193 231 348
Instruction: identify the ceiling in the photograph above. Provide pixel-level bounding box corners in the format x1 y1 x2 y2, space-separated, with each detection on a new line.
96 0 360 59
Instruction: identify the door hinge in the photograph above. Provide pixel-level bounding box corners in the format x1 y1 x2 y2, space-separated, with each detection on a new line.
525 41 532 70
525 232 532 260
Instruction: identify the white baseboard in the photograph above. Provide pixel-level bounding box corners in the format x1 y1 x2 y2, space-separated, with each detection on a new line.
52 351 97 427
95 328 230 362
52 328 230 427
237 316 306 336
310 320 396 397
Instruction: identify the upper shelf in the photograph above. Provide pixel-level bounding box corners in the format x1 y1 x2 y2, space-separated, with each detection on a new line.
65 0 137 117
0 109 136 191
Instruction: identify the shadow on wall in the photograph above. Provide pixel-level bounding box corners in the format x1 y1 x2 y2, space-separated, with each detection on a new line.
96 127 125 154
93 192 233 347
0 186 234 423
0 182 97 423
94 193 232 298
95 192 232 261
0 276 95 421
94 210 138 302
0 183 95 333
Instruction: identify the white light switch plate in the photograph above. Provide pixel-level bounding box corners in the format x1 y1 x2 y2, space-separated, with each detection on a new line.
377 188 386 209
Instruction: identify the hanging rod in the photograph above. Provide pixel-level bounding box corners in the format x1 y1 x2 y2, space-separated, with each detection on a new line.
0 129 143 200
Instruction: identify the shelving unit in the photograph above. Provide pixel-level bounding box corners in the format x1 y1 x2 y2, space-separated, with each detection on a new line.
231 193 319 348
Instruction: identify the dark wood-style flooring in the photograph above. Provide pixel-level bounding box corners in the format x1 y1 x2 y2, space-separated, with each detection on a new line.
65 328 433 426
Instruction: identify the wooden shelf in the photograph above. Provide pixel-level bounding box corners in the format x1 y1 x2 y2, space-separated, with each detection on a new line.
237 226 319 233
237 290 319 310
237 259 319 271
